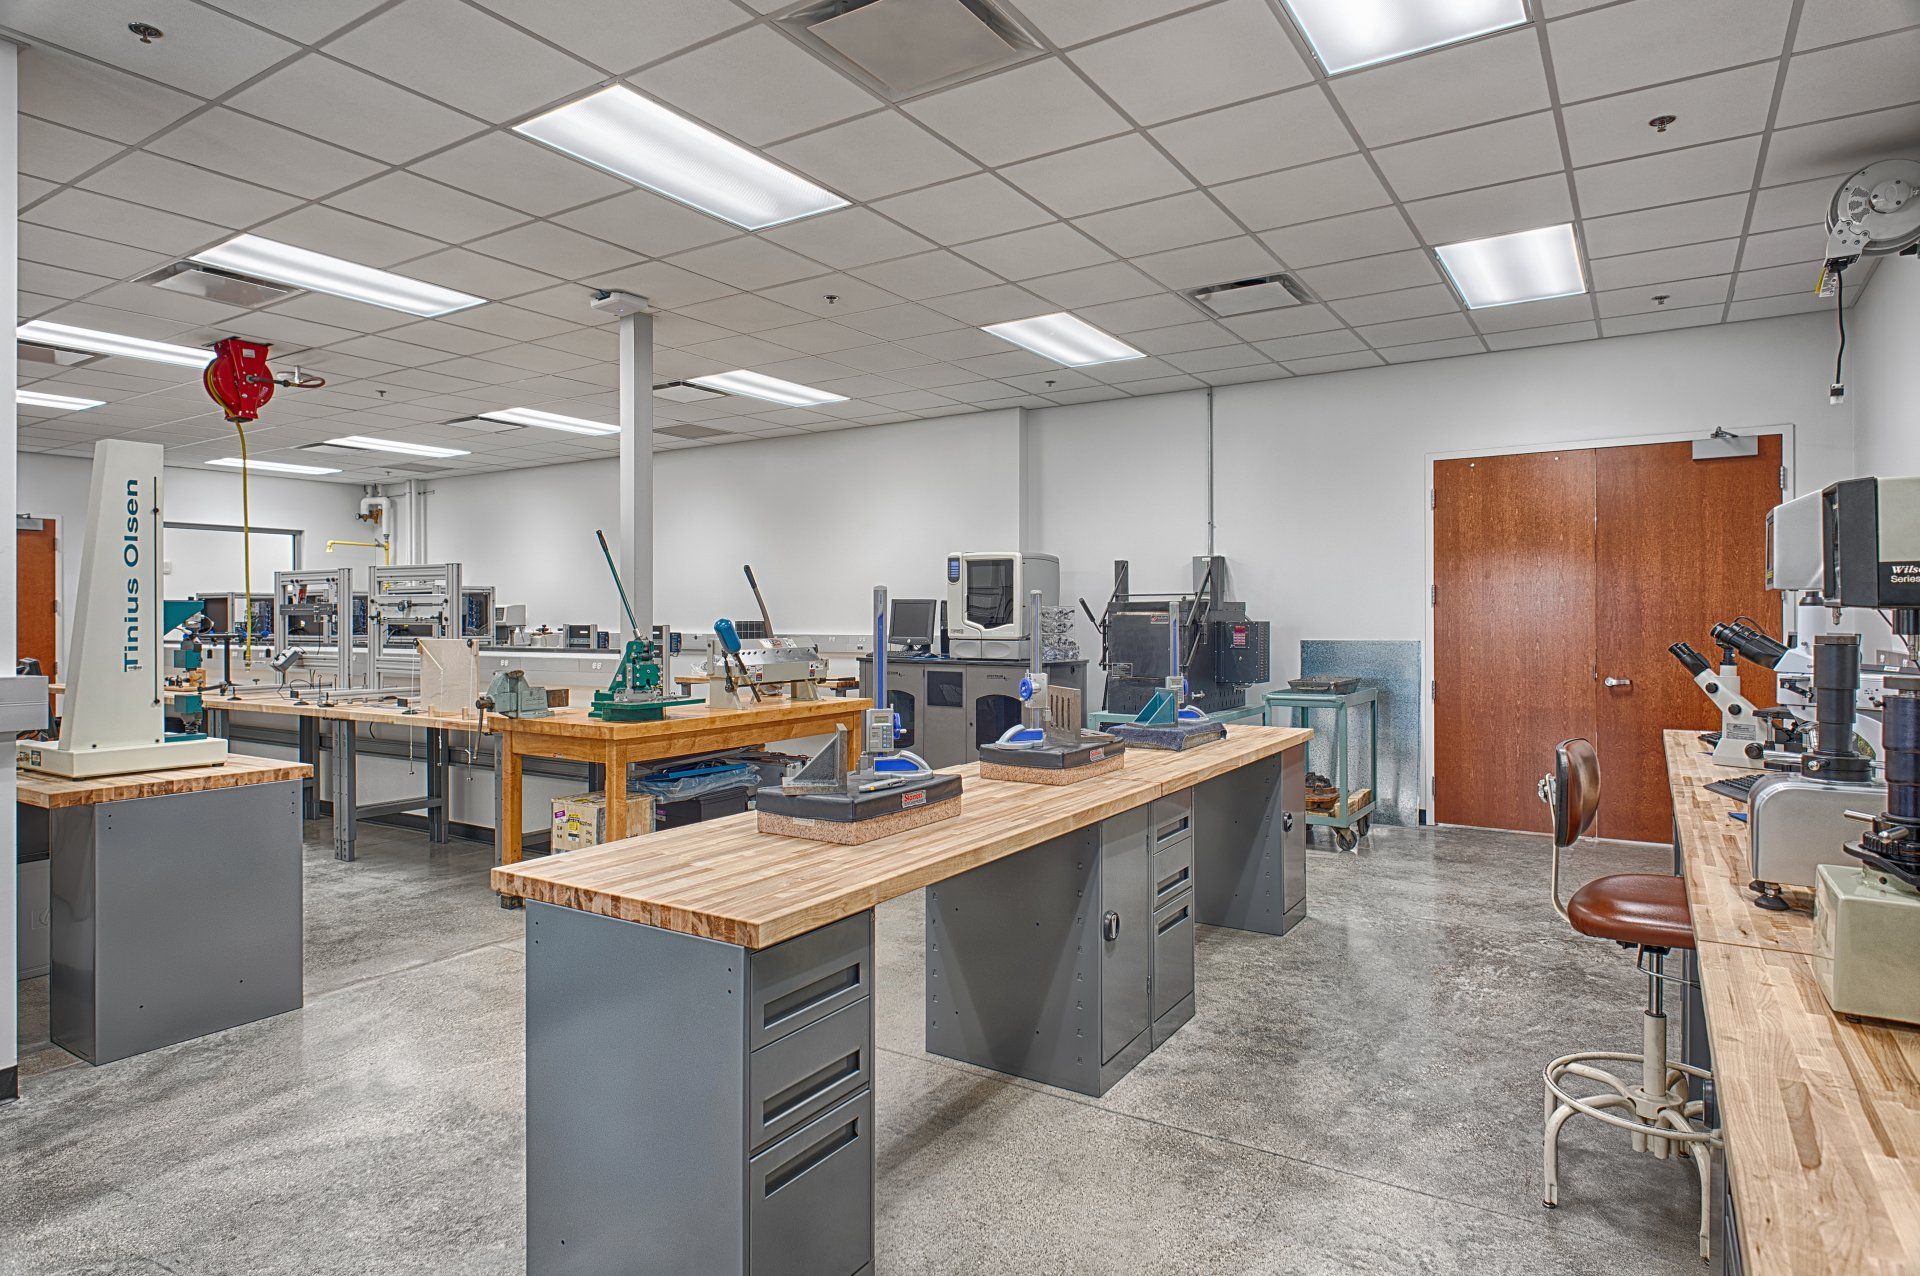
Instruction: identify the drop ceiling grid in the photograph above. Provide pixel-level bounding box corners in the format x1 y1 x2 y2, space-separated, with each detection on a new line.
3 0 1914 477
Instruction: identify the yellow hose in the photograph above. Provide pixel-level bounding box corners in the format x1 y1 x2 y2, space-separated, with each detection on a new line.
235 419 254 661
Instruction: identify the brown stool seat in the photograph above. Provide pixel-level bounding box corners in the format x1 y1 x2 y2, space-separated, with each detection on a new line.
1566 873 1695 950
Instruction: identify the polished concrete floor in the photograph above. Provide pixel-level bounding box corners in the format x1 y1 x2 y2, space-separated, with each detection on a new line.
4 820 1707 1274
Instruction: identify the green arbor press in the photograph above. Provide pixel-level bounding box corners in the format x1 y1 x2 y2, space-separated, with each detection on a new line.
589 529 697 723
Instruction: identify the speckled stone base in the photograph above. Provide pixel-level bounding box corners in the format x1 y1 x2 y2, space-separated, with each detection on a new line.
979 753 1124 786
757 796 962 844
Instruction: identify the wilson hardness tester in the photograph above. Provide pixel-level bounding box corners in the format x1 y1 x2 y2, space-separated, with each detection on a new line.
977 589 1125 784
755 586 962 843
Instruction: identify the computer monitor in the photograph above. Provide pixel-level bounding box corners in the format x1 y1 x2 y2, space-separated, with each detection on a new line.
890 598 939 652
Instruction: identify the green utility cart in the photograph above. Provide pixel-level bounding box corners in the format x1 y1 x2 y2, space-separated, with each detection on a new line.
1263 683 1379 851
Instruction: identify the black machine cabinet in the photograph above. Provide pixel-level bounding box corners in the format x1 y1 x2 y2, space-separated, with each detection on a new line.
1100 557 1271 716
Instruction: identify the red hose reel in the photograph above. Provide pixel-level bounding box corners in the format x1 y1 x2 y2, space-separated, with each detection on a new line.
202 337 325 422
203 336 276 423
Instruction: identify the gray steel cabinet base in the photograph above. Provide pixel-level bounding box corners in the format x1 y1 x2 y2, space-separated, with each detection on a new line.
45 780 303 1065
526 904 877 1276
1193 754 1307 937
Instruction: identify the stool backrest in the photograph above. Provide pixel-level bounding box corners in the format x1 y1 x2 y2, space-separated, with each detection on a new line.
1538 737 1601 919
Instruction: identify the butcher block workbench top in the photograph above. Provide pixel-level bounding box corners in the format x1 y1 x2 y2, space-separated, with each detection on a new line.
17 753 313 809
489 696 869 743
1664 729 1920 1276
493 724 1310 949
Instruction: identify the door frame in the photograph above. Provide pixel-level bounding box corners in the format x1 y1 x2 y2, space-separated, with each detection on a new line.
1420 422 1797 832
17 513 62 679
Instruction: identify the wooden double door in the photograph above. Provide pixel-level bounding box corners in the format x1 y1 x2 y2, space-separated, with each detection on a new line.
1433 437 1784 843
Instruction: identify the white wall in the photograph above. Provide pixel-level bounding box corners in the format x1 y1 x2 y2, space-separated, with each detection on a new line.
429 411 1023 638
1215 311 1855 684
417 312 1853 723
1852 252 1920 477
17 452 380 667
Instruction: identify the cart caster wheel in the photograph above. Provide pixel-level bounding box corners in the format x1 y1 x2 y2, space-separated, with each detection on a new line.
1335 827 1359 852
1356 816 1371 838
499 894 524 911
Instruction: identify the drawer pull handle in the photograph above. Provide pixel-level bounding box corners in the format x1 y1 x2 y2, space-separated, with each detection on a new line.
764 1117 860 1197
1156 816 1191 841
1155 865 1191 897
763 965 859 1030
763 1051 860 1126
1157 905 1191 936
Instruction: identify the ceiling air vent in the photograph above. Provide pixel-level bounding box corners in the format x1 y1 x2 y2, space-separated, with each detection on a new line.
139 261 301 308
780 0 1040 100
17 341 96 367
1188 274 1315 318
653 381 727 403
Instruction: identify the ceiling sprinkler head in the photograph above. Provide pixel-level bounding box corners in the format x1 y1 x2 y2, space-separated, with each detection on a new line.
823 293 839 305
1652 294 1671 306
128 21 164 42
1648 114 1676 133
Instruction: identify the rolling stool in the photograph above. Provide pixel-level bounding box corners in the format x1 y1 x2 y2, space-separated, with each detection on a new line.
1536 738 1719 1261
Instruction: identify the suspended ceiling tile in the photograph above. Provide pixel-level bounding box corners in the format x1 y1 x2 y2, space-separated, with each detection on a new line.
1068 0 1312 127
325 172 531 244
1774 27 1920 128
1560 63 1778 168
1545 0 1793 102
1372 112 1565 203
469 0 749 74
1259 206 1419 269
904 58 1131 167
761 207 936 270
1573 135 1763 218
227 54 482 164
151 109 386 201
410 133 629 217
1580 193 1751 258
1331 29 1550 149
636 25 882 147
17 45 200 143
79 151 305 229
769 110 978 202
1209 153 1390 231
1147 85 1354 186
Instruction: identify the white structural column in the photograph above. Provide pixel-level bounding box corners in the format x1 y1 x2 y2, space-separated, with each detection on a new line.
616 308 655 639
2 38 21 1098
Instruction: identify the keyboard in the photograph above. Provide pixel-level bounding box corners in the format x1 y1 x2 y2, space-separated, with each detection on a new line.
1704 772 1764 803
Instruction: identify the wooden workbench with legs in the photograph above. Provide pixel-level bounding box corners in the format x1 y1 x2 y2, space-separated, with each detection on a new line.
1664 730 1920 1275
491 696 872 872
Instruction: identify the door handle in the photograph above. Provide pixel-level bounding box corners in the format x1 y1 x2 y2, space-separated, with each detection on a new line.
1604 677 1632 688
1103 910 1121 941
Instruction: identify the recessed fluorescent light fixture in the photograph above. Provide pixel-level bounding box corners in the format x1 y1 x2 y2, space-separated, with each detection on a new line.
325 435 471 459
981 313 1144 367
514 85 849 230
190 235 484 317
16 320 212 368
207 457 342 476
478 407 619 436
17 389 105 411
1280 0 1528 75
688 370 848 407
1434 223 1587 310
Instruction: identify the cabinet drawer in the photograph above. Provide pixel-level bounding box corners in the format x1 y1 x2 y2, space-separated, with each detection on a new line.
749 1090 874 1276
1152 789 1194 846
749 998 873 1153
749 913 872 1051
1151 890 1196 1024
1152 837 1194 911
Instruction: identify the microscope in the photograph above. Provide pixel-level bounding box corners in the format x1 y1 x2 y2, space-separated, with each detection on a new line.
1669 629 1798 769
1747 476 1920 910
